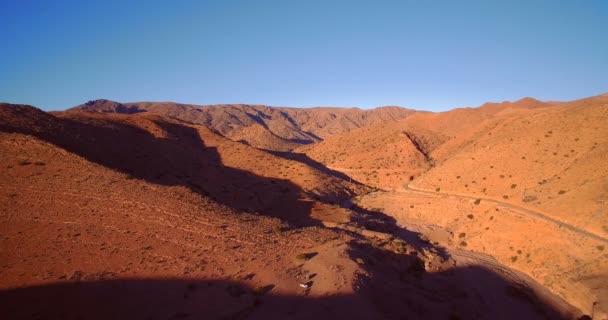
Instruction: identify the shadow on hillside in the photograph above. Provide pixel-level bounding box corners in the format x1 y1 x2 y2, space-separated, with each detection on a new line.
0 265 578 320
346 241 579 320
266 150 363 184
2 111 320 227
343 199 450 260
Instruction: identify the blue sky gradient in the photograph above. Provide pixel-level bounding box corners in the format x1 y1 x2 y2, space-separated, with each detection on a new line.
1 0 606 111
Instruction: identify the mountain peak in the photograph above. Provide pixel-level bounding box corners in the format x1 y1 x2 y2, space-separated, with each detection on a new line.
70 99 146 114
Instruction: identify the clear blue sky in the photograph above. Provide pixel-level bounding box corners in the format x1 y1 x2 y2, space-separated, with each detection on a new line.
1 0 606 111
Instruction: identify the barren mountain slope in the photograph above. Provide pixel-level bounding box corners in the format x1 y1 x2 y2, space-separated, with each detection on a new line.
412 95 608 238
0 104 584 319
279 106 416 138
1 105 370 225
298 120 439 189
69 100 416 151
0 129 376 318
298 98 555 190
402 97 554 162
223 122 303 151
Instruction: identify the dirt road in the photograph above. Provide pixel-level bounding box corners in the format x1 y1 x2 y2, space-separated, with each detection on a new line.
403 183 608 244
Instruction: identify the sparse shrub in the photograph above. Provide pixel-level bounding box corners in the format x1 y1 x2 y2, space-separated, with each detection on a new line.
522 195 537 203
558 190 566 195
474 199 481 205
511 256 518 263
456 176 461 179
252 285 273 296
435 187 441 192
296 253 315 261
34 162 45 166
459 241 467 247
393 241 405 253
272 225 282 235
510 184 517 189
597 245 605 251
502 195 509 199
458 233 466 238
409 175 414 181
467 214 474 219
18 160 32 166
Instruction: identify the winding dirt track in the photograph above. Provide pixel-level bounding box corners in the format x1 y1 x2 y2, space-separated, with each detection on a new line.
403 183 608 244
330 166 607 243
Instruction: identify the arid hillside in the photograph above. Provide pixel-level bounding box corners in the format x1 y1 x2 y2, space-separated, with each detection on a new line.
1 105 371 225
294 94 608 316
0 103 585 319
297 119 440 188
412 94 608 239
69 100 416 151
294 97 605 196
299 97 560 190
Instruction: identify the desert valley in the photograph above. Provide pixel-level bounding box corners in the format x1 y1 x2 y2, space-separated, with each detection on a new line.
1 94 606 319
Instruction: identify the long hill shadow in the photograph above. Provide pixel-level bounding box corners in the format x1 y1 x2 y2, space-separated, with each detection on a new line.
0 109 319 227
265 150 364 184
0 265 580 320
344 200 450 260
346 241 581 320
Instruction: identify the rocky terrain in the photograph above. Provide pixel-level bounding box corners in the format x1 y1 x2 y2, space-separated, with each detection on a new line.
69 100 416 152
1 95 606 319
